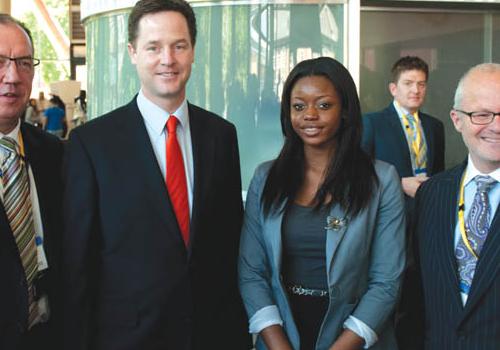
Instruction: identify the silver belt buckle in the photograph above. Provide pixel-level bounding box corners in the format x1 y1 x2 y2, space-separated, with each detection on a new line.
288 285 328 297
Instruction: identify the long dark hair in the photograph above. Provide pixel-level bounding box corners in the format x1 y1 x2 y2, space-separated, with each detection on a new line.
262 57 378 217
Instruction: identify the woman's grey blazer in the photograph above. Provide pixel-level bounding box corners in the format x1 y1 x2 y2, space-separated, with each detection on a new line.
238 160 406 350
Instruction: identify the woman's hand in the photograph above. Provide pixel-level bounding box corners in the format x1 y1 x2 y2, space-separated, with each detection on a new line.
328 329 365 350
261 324 294 350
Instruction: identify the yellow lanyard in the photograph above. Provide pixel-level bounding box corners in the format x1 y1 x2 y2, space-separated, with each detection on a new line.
457 169 478 259
395 101 424 165
17 132 25 158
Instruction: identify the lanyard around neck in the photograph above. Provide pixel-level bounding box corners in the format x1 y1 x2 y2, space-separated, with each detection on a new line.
17 132 25 157
396 102 423 159
457 169 478 259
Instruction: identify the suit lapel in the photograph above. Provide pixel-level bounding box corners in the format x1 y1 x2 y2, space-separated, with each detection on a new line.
461 192 500 319
325 204 348 275
121 100 186 250
419 114 435 173
20 124 54 260
435 164 464 311
263 201 287 271
187 104 215 256
0 184 17 259
385 105 413 172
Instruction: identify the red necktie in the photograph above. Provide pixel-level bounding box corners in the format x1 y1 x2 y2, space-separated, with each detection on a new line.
166 115 190 246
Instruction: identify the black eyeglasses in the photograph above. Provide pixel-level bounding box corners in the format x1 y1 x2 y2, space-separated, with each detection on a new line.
0 55 40 74
454 109 500 125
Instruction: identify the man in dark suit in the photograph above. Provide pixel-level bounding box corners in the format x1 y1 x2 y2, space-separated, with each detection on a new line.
61 1 250 349
414 63 499 349
0 15 63 350
361 56 445 349
361 56 445 203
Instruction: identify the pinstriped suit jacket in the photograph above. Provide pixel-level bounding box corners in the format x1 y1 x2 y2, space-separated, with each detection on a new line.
414 161 500 349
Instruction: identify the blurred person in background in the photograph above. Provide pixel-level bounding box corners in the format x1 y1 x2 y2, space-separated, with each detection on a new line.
41 96 66 138
24 98 38 126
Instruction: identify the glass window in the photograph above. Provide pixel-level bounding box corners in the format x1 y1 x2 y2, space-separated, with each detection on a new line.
190 3 344 190
360 8 499 169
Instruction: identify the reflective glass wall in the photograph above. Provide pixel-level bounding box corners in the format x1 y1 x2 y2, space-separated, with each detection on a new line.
360 7 500 169
191 3 344 188
85 1 345 190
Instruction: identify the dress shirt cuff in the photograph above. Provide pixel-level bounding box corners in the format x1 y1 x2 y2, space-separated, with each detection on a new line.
344 315 378 349
248 305 283 334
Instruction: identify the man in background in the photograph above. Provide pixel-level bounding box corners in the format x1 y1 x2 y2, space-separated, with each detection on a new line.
0 14 63 350
361 56 445 349
61 0 250 349
414 63 499 349
362 56 445 202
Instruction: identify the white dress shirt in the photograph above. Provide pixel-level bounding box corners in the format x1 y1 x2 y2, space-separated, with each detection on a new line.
136 90 194 215
453 155 500 305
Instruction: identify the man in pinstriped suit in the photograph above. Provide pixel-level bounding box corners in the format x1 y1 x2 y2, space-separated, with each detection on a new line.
414 63 500 349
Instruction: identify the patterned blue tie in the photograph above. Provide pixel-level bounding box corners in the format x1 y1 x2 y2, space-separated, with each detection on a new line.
455 175 497 297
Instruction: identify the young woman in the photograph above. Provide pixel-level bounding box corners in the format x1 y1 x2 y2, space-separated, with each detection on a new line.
239 57 406 350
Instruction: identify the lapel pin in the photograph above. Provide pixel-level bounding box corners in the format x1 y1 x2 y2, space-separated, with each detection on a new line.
325 216 348 231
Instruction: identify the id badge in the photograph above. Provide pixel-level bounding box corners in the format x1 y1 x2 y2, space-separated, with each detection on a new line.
35 235 49 271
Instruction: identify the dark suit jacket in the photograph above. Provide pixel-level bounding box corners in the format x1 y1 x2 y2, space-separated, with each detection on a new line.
414 161 500 349
62 98 250 350
361 103 445 179
0 123 63 350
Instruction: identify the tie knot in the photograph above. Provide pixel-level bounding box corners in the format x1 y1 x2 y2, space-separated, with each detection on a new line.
0 136 18 154
166 115 178 134
406 113 416 124
474 175 497 193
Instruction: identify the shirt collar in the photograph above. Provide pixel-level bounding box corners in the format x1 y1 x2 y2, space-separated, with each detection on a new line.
464 154 500 185
393 100 419 119
137 89 189 136
0 119 21 139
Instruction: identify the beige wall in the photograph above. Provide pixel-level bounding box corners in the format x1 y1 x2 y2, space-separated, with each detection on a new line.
0 0 11 14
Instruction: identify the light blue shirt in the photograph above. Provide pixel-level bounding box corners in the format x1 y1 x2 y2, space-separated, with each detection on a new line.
453 156 500 305
136 90 194 215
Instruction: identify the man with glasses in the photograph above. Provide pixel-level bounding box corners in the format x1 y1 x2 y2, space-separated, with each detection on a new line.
0 14 63 350
413 63 499 349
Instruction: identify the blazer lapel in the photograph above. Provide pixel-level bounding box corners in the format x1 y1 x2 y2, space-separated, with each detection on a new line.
20 124 56 261
420 114 435 173
325 204 349 276
435 164 464 311
386 105 413 172
460 198 500 320
186 104 215 256
121 100 186 249
263 201 287 271
0 191 17 259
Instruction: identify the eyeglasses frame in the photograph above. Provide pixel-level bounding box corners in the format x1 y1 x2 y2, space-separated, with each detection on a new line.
453 108 500 125
0 55 41 73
